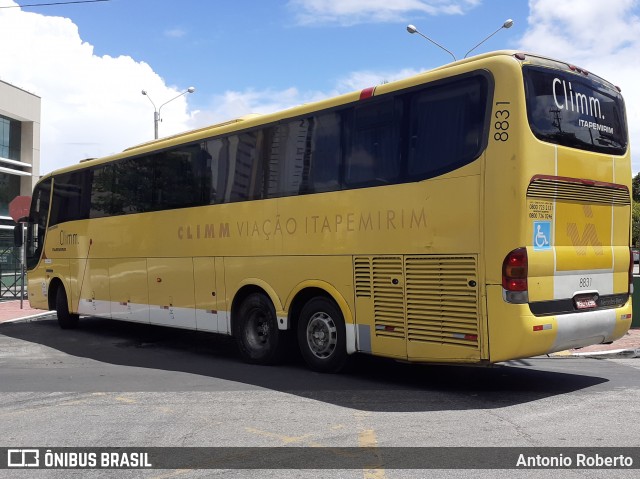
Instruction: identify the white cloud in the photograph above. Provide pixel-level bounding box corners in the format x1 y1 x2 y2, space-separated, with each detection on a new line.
164 27 187 38
189 68 426 130
336 68 424 91
288 0 480 25
0 0 193 175
189 87 329 129
519 0 640 172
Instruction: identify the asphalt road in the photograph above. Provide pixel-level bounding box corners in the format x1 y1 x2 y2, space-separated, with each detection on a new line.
1 317 639 479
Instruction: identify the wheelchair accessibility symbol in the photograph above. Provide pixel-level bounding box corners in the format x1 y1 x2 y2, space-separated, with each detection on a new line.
533 221 551 250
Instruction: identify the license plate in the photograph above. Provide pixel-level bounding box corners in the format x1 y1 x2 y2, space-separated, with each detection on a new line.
574 296 597 310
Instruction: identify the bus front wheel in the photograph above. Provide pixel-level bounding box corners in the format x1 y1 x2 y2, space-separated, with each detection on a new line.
55 286 79 329
236 293 285 365
297 297 347 373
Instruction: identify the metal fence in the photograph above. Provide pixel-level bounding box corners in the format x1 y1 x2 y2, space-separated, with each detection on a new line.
0 244 25 300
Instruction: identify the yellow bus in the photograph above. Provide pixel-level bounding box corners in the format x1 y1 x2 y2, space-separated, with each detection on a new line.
21 50 632 372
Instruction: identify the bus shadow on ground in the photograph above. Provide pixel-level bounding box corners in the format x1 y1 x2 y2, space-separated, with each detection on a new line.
0 317 609 413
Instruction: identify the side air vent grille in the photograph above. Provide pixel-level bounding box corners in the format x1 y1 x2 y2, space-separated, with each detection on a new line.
405 256 479 348
526 176 630 206
372 256 405 339
353 255 480 348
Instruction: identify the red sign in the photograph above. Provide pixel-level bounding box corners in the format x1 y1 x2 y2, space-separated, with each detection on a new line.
9 196 31 223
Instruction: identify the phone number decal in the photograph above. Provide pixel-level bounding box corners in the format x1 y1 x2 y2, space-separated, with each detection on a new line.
528 200 553 220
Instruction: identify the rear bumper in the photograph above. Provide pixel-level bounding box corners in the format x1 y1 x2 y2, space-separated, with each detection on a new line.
487 285 632 362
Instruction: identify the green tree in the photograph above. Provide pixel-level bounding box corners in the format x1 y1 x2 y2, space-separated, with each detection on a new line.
633 201 640 247
632 172 640 202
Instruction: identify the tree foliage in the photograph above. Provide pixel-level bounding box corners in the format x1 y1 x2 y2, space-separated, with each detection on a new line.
633 172 640 202
633 201 640 247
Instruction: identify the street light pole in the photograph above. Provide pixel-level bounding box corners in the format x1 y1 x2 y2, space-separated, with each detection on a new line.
464 19 514 58
141 86 195 139
406 24 457 62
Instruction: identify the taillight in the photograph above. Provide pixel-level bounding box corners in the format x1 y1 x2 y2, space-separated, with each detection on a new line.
502 247 529 304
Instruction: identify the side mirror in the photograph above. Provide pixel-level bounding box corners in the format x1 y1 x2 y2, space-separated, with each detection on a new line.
13 224 23 248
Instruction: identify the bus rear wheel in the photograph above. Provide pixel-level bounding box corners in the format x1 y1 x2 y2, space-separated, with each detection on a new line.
236 292 285 365
297 297 347 373
56 286 79 329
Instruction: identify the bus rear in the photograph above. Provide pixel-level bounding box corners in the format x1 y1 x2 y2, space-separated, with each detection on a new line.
486 53 632 362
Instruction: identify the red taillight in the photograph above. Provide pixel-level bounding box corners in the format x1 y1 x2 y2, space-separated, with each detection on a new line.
502 247 528 291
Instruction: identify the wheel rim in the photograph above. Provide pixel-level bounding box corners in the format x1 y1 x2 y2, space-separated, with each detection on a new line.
244 308 272 350
306 311 337 359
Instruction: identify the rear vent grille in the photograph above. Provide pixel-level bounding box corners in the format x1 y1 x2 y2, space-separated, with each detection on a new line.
405 256 479 348
353 255 480 348
354 257 372 298
372 256 404 339
527 177 630 206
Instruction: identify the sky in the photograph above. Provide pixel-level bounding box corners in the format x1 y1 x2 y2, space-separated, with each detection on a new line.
1 0 639 175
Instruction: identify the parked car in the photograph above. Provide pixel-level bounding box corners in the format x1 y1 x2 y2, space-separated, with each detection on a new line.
633 248 640 264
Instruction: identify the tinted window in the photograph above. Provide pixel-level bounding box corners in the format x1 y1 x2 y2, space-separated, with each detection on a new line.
203 138 229 204
523 66 627 154
49 171 91 226
26 179 51 270
304 112 341 193
153 144 205 210
266 120 313 198
345 99 400 185
74 72 491 220
111 157 154 215
408 75 488 178
225 131 266 202
90 165 115 218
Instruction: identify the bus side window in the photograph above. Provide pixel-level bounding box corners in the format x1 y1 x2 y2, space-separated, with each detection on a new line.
345 99 399 187
225 131 267 203
26 178 51 270
407 76 488 179
49 170 91 226
153 144 204 210
111 157 153 215
305 112 341 194
203 138 229 204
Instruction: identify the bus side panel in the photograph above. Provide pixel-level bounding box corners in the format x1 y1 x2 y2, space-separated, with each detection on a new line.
27 268 49 310
147 258 196 329
72 258 111 317
193 257 227 333
486 285 554 362
108 258 149 323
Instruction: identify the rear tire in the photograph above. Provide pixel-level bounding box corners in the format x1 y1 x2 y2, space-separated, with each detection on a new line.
297 297 347 373
236 293 286 365
56 286 79 330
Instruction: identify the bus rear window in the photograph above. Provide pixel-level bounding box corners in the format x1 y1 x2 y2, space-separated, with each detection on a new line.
523 66 627 155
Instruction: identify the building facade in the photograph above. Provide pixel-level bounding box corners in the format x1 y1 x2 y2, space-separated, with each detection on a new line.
0 79 41 258
0 80 40 284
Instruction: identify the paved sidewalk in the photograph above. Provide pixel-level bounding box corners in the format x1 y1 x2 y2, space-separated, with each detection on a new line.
551 327 640 358
0 300 55 324
0 300 638 358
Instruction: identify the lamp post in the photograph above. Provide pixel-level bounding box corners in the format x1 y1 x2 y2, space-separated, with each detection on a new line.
406 19 514 61
141 86 195 139
464 19 514 58
406 24 457 62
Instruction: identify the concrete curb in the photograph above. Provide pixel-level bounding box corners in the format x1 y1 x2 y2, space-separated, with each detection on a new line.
570 348 640 359
0 312 57 324
551 348 640 359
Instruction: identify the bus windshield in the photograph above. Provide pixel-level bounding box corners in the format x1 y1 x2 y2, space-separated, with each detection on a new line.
523 65 627 155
